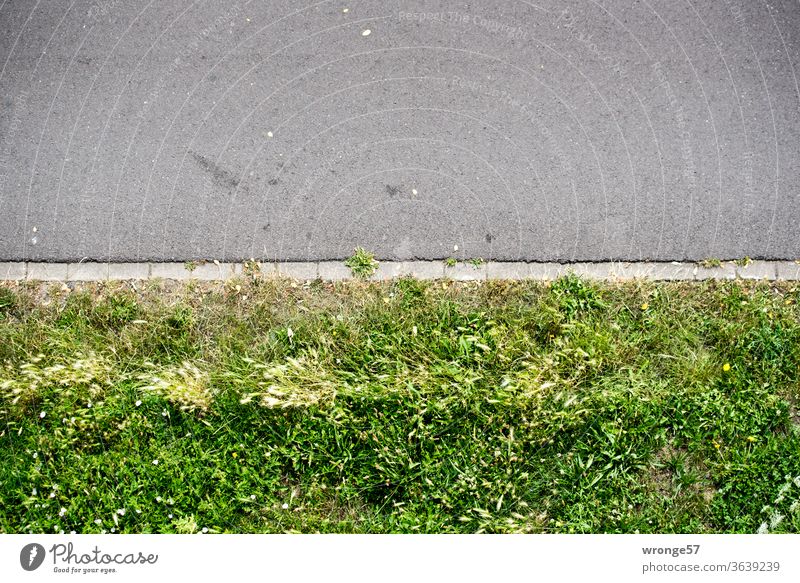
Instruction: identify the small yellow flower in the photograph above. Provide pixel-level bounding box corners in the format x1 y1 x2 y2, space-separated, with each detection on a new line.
231 452 238 458
723 363 731 372
641 302 649 311
747 436 756 443
713 442 721 449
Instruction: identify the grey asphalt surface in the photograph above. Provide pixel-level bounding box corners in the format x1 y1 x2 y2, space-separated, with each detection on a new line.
1 0 799 263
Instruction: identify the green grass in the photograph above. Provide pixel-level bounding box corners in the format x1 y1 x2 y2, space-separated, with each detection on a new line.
1 276 799 534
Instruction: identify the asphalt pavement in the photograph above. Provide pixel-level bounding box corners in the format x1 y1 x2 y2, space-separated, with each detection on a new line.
1 0 798 262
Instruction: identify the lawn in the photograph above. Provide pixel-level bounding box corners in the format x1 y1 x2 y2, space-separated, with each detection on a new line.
0 275 799 534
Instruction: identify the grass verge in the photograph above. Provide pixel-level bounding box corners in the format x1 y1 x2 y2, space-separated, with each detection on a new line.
1 276 799 534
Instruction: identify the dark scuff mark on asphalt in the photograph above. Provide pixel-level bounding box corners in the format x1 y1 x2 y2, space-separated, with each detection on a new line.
385 184 402 197
191 151 241 190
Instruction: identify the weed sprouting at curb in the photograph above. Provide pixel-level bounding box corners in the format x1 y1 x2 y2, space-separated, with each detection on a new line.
345 247 378 279
443 258 484 269
242 259 261 278
700 258 722 269
699 257 753 269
